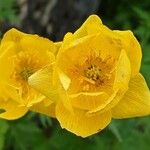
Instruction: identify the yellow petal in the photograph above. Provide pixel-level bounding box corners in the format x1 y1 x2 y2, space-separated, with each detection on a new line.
87 50 131 115
20 34 56 56
74 15 102 38
112 73 150 118
58 32 74 51
28 65 73 113
25 93 46 107
57 33 122 79
30 99 56 118
53 68 73 113
113 49 131 91
1 28 26 43
0 42 16 79
56 102 111 137
28 64 58 101
58 69 71 91
100 49 131 113
1 28 56 57
58 84 73 113
54 41 62 55
114 30 142 76
0 28 57 113
87 90 119 114
71 92 109 111
91 33 122 60
0 83 21 104
0 100 28 120
59 32 96 54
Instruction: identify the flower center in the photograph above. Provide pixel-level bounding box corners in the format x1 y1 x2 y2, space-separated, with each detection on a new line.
19 67 35 81
84 65 102 81
67 55 115 93
11 51 45 86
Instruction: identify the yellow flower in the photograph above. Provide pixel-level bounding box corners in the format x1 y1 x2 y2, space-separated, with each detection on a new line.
29 15 150 137
0 28 56 120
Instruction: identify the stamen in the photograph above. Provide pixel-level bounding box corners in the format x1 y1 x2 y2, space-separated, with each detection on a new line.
85 65 102 81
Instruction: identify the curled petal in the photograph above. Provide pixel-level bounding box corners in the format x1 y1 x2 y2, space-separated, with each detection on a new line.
71 92 109 111
58 69 71 91
28 65 73 113
114 30 142 76
28 64 58 101
56 102 111 137
112 74 150 118
0 100 28 120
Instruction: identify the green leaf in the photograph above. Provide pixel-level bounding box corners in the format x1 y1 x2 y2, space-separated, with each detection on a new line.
0 119 9 150
38 114 52 128
0 0 18 22
108 121 122 142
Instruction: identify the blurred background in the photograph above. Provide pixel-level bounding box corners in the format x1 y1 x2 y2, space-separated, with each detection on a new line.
0 0 150 149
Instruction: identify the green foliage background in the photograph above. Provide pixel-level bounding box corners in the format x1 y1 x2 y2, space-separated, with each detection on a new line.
0 0 150 150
